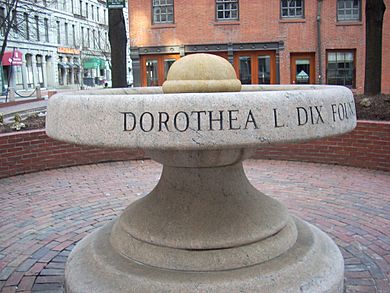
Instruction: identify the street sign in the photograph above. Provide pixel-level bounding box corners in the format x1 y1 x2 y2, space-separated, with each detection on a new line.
107 0 125 9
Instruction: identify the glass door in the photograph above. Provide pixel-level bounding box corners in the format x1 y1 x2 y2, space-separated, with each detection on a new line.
234 51 276 85
141 54 180 86
290 53 315 84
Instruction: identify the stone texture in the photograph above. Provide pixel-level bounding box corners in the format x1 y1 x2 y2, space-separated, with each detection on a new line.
44 54 353 292
46 85 356 150
162 54 242 93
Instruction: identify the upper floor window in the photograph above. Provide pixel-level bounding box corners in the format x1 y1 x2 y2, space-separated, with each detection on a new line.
44 18 49 42
0 7 5 36
216 0 238 21
24 13 30 40
152 0 174 24
337 0 361 21
35 15 40 41
281 0 304 18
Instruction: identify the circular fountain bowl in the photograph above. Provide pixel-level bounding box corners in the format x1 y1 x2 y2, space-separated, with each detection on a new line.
46 85 356 150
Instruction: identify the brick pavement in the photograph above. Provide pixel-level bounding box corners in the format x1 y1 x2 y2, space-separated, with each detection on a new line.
0 160 389 293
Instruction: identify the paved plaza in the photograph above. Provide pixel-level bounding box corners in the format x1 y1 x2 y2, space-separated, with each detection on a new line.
0 159 389 292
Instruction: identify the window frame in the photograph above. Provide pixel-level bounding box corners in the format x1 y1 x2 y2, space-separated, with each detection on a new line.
337 0 361 22
152 0 174 25
326 49 356 88
280 0 304 19
215 0 239 21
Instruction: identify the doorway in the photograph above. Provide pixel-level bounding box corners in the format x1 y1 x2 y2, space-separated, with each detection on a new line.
140 54 180 86
233 51 276 85
290 53 315 84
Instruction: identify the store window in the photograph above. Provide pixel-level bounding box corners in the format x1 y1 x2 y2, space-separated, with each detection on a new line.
36 55 44 87
234 51 276 85
216 0 239 21
141 54 179 86
327 50 355 88
337 0 361 21
152 0 174 24
25 54 34 87
281 0 304 18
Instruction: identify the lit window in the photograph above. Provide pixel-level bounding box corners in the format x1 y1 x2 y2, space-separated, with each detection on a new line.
281 0 304 18
216 0 239 21
337 0 360 21
327 51 355 88
152 0 174 24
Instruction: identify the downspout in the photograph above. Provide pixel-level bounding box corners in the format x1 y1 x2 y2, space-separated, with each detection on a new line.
317 0 323 84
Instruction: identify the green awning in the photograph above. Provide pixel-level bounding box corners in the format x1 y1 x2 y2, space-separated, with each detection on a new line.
83 57 106 69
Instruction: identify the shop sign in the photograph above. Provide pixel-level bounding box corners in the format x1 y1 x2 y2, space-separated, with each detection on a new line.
107 0 125 9
58 47 80 55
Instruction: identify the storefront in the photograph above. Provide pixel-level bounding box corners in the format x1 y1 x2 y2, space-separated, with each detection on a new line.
57 47 81 87
131 42 282 87
82 57 107 86
1 49 23 92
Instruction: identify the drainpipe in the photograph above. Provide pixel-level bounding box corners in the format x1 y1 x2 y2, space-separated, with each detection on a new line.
317 0 323 84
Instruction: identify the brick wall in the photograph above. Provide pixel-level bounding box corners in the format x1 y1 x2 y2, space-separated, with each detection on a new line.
129 0 390 94
0 121 389 179
254 120 390 171
0 130 145 179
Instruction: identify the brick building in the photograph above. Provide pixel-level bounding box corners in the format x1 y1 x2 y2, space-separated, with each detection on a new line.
128 0 389 94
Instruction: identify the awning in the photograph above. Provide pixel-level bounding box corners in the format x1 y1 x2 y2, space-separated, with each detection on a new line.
58 62 70 69
83 57 106 69
2 50 23 66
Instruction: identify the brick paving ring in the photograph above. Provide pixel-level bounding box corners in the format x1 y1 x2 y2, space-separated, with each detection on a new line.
46 54 357 292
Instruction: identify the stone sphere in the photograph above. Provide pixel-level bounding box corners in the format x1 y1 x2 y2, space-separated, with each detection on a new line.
162 53 242 93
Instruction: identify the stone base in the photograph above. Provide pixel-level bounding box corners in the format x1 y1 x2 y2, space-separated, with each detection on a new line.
65 217 344 293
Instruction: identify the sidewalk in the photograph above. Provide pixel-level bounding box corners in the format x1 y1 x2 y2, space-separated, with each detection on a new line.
0 160 389 292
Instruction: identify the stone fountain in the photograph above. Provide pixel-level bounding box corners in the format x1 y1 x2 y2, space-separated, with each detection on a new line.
46 54 356 292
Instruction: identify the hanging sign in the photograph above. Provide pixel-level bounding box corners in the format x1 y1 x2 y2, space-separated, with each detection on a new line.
107 0 125 9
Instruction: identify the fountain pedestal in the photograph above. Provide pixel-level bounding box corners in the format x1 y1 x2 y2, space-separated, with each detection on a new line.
46 54 355 292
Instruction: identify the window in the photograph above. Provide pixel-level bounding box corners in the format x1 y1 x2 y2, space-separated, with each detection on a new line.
65 22 69 45
337 0 360 21
35 16 40 41
216 0 238 21
80 0 83 16
44 18 49 42
26 54 34 86
12 10 18 34
56 21 60 44
36 55 44 86
72 24 76 46
91 5 94 20
92 29 96 49
24 13 30 40
86 3 88 18
281 0 304 18
152 0 174 24
97 7 99 22
81 26 84 47
0 7 5 36
87 27 90 48
327 51 355 87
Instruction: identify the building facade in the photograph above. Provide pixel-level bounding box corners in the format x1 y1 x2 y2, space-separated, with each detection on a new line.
0 0 113 91
128 0 390 94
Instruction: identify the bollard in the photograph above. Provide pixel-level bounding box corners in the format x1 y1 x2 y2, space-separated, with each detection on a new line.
8 88 15 102
36 86 42 99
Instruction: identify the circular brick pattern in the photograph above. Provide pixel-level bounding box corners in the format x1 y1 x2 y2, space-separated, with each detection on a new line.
0 160 389 292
